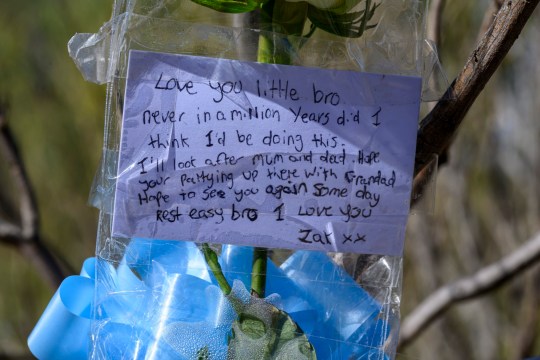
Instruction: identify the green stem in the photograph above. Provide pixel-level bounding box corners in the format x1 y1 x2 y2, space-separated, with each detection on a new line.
257 0 308 64
200 244 246 315
251 0 308 299
199 2 309 301
201 243 232 295
250 247 268 298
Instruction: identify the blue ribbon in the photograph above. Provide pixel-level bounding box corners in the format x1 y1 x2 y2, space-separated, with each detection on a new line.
28 275 95 359
29 241 391 359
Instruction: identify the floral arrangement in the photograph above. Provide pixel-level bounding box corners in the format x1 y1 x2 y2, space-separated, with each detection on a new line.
27 1 397 359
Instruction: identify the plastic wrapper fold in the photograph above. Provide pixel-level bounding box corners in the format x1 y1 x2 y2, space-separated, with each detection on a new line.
28 1 446 359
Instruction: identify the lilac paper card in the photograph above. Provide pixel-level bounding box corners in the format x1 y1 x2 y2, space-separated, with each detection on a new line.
112 50 421 256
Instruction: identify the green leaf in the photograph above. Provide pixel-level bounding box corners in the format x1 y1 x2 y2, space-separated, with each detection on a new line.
307 0 380 38
196 346 210 360
239 313 267 339
227 299 317 359
189 0 268 13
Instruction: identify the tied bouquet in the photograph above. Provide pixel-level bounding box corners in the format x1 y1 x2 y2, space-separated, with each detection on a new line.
176 1 383 358
28 0 421 359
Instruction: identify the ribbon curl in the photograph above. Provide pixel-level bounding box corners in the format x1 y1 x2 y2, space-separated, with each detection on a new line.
29 239 390 359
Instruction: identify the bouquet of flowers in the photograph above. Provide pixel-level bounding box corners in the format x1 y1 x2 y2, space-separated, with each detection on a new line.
28 1 430 359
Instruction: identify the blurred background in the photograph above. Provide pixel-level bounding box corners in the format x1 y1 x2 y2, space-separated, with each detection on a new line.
403 2 540 360
0 0 539 359
0 0 110 357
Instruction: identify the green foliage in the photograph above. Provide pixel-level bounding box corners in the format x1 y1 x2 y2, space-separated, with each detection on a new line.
238 313 267 339
200 244 316 359
307 0 379 38
190 0 269 13
188 0 379 39
197 346 211 360
227 301 317 359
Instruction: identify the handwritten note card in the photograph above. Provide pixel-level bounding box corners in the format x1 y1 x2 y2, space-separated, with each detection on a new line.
112 50 422 255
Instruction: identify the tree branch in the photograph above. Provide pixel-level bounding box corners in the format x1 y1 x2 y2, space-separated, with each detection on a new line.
478 0 506 42
0 103 66 288
398 231 540 349
0 105 39 239
0 222 22 245
414 0 540 175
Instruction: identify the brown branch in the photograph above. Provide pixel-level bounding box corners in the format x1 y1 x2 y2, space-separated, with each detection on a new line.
478 0 506 42
0 105 38 239
398 231 540 350
0 222 22 245
414 0 540 175
0 104 66 288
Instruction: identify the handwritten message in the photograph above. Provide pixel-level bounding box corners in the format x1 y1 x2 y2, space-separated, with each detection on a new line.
112 50 422 255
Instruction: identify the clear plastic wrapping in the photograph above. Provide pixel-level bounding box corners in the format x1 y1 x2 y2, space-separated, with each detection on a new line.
64 1 442 359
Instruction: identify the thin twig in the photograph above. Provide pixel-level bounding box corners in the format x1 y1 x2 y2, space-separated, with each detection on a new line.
0 222 22 245
0 105 38 239
0 104 66 288
414 0 540 175
399 231 540 349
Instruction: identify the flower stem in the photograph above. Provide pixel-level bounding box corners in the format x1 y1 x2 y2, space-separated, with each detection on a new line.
250 1 307 299
257 0 308 64
201 243 232 295
250 247 268 297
